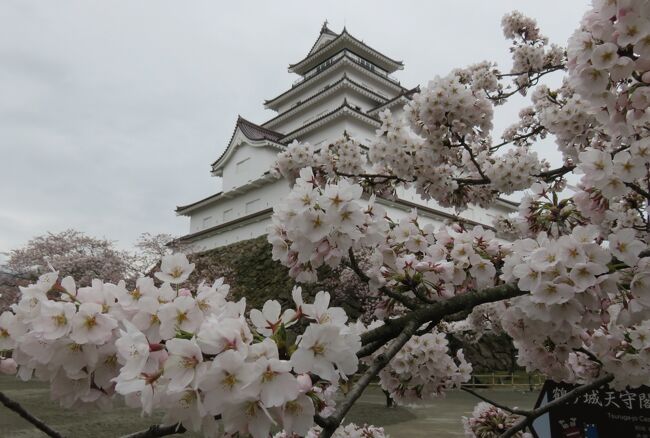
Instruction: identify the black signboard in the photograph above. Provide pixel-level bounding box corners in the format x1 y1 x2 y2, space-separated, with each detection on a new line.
531 380 650 438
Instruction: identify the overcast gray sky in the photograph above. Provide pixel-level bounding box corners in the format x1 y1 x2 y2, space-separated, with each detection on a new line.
0 0 590 253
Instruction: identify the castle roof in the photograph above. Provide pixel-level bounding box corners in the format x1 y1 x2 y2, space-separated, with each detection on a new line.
288 27 404 75
210 117 284 176
262 74 386 129
233 116 283 143
264 53 407 110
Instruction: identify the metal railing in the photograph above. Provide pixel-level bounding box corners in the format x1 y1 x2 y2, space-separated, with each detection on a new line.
463 373 545 390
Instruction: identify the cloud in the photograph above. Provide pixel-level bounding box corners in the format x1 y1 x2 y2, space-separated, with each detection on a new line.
0 0 589 252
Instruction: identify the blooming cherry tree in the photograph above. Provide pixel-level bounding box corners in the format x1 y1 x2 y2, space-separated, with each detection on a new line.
2 1 650 438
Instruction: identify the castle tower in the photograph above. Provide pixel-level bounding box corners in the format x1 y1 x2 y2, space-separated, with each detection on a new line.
175 24 515 251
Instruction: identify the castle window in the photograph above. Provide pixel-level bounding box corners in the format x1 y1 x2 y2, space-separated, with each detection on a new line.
202 216 212 228
223 209 233 222
245 199 260 214
236 157 250 173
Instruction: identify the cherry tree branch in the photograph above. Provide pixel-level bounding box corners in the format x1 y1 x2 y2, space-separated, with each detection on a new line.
318 319 420 438
335 171 409 184
488 65 565 101
500 374 614 438
489 125 545 151
453 134 490 183
120 423 186 438
496 64 565 79
534 164 576 181
360 283 527 348
0 391 65 438
626 182 650 199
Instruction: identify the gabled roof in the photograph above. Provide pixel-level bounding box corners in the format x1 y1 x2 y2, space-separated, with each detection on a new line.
176 208 274 243
306 22 339 56
210 117 285 176
176 191 223 214
176 172 279 215
280 99 380 143
367 86 420 115
289 28 404 75
264 53 407 111
234 116 284 142
262 74 388 129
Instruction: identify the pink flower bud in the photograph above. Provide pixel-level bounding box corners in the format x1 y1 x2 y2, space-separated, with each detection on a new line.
0 358 17 375
149 343 165 352
296 374 313 393
178 288 192 297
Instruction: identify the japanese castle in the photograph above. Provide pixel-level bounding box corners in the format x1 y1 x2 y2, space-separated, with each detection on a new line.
175 23 516 251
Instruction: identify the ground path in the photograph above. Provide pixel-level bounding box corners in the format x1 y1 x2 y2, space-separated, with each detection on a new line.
0 376 538 437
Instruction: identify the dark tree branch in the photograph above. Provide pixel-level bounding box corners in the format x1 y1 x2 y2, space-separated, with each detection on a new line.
335 171 409 184
626 182 650 199
357 338 386 358
490 125 546 151
318 319 420 438
455 177 491 186
533 164 576 181
120 423 186 438
496 65 565 79
454 134 490 183
488 65 565 101
361 283 527 348
500 374 614 438
0 391 65 438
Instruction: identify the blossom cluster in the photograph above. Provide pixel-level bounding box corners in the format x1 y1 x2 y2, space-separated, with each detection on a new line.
509 182 587 239
375 217 505 302
274 136 367 186
266 4 650 433
531 82 599 161
274 76 543 211
268 167 388 283
462 402 531 438
0 254 368 437
567 0 650 138
273 423 388 438
500 225 650 387
501 10 564 91
376 330 472 404
5 2 650 437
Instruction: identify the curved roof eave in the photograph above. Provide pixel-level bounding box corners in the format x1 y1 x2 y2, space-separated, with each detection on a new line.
262 75 387 129
210 117 285 175
280 101 380 143
288 30 404 75
264 54 407 110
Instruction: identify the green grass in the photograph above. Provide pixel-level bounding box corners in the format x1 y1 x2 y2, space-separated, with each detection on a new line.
0 376 538 437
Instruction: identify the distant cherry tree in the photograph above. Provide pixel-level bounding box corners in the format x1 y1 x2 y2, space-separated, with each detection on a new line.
132 232 175 276
6 229 132 286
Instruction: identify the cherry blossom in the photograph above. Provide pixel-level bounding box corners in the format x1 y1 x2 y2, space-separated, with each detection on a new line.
155 253 196 284
4 2 650 437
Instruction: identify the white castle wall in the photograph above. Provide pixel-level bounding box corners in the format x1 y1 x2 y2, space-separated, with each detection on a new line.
220 143 280 192
188 177 289 234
